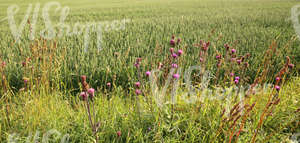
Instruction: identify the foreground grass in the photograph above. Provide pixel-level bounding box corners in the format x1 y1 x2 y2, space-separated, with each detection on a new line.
0 77 299 142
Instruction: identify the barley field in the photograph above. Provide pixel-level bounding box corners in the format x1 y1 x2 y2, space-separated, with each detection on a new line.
0 0 299 142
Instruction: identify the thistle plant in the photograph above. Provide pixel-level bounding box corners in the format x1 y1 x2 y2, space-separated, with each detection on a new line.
79 75 100 143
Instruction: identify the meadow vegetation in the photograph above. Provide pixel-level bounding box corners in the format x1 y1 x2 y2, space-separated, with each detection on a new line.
0 0 299 142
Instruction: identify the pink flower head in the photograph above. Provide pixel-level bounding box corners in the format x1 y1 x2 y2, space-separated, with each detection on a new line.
117 131 121 137
107 82 111 87
171 63 178 68
275 77 280 82
235 76 240 80
24 79 28 84
200 58 204 62
134 63 140 68
231 49 236 54
237 60 241 65
172 73 180 79
275 85 280 91
170 39 176 47
172 53 178 58
135 82 141 88
87 88 95 97
231 58 236 62
80 92 88 100
230 72 234 77
288 64 294 69
177 49 183 56
234 79 239 84
135 89 142 95
146 71 151 76
169 48 174 53
216 55 221 59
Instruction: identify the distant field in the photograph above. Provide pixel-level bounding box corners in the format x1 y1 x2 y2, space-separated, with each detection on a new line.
0 0 299 142
0 0 299 89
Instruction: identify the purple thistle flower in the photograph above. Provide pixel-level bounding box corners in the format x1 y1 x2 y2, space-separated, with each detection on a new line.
275 85 280 91
237 60 241 65
88 88 95 98
171 63 178 68
231 58 236 62
134 63 140 68
234 79 239 84
200 58 204 62
235 76 240 80
230 72 234 77
288 64 294 69
24 79 28 83
107 82 111 87
216 55 221 59
172 53 178 58
135 82 141 88
80 92 88 100
170 39 175 47
170 48 174 53
146 71 151 76
231 49 236 54
275 77 280 82
177 49 183 56
135 89 142 95
172 74 180 79
117 131 121 137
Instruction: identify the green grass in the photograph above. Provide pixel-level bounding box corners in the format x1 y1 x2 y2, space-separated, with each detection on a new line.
0 0 299 89
0 78 299 142
0 0 300 142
